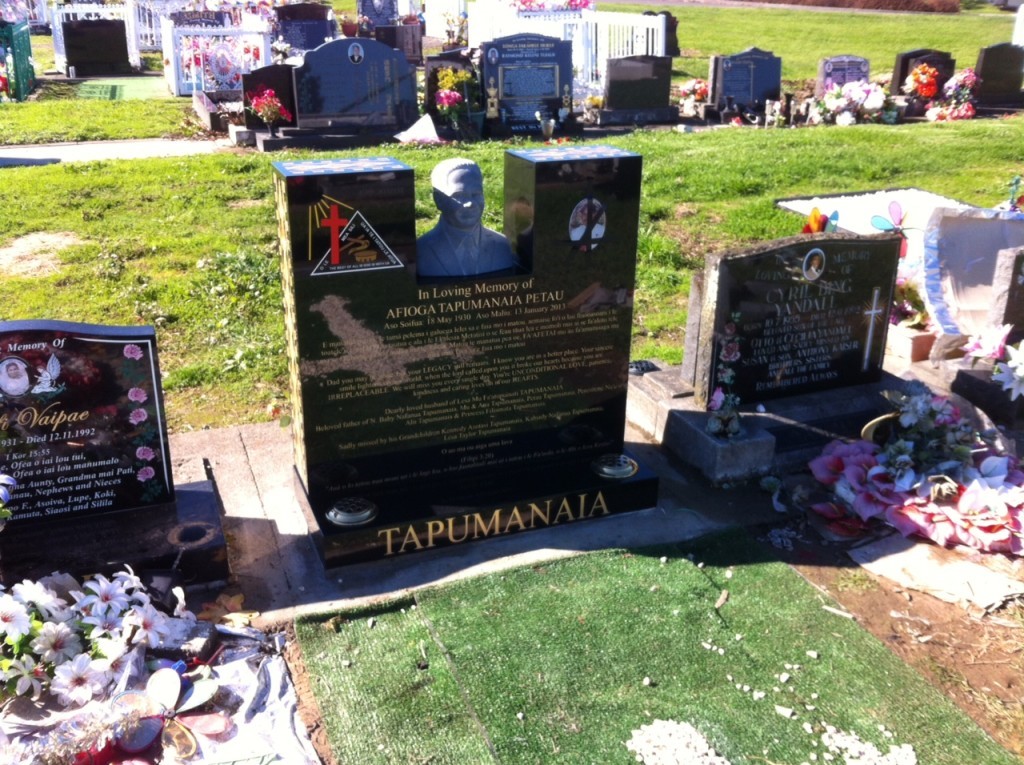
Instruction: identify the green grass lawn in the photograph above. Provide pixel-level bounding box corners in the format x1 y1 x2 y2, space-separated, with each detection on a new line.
294 532 1018 764
2 118 1023 429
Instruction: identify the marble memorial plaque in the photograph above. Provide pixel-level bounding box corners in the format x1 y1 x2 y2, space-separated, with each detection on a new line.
292 38 417 130
816 54 870 98
690 235 902 407
0 321 174 526
275 148 656 564
481 34 571 133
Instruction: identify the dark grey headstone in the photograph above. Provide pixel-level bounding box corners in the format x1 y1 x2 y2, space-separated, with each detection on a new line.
892 48 939 90
815 54 870 98
688 234 903 407
975 42 1024 107
0 321 175 525
374 23 423 66
481 34 572 134
909 50 956 93
276 4 337 54
604 55 672 110
293 38 417 130
710 47 781 110
62 19 132 76
242 64 298 131
273 147 657 565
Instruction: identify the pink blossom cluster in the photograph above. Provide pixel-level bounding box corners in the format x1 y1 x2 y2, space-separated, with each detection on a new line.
809 426 1024 555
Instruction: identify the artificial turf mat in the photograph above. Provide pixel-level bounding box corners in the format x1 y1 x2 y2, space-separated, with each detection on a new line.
294 532 1017 764
75 77 170 100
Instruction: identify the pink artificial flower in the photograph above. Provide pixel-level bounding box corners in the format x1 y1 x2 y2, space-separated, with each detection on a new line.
129 409 148 425
137 467 155 482
845 464 900 521
808 440 878 486
136 446 156 461
719 341 740 363
123 344 144 360
127 387 148 403
708 387 725 411
962 324 1012 362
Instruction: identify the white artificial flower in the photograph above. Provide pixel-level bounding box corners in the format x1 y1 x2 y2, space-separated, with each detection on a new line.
123 604 170 648
50 653 104 707
72 574 130 617
91 639 130 692
0 593 32 641
994 360 1024 401
5 655 45 699
30 621 83 664
861 84 886 113
835 111 857 127
81 609 124 641
12 579 67 620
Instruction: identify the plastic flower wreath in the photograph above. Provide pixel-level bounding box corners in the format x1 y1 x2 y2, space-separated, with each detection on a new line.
679 78 709 103
808 383 1024 554
925 68 979 122
903 63 939 99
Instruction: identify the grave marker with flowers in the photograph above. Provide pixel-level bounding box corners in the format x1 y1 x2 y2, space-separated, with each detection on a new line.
0 320 225 585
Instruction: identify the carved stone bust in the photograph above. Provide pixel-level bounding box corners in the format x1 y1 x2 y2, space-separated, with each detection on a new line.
416 158 518 278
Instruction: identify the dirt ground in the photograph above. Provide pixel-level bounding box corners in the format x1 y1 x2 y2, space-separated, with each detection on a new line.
773 531 1024 760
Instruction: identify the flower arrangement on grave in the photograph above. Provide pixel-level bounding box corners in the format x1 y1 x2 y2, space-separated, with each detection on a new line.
925 67 980 122
511 0 592 11
0 566 176 707
902 63 939 99
808 382 1024 554
811 81 892 125
889 278 929 330
707 314 743 438
270 36 291 64
962 324 1024 402
246 86 292 132
0 60 9 102
678 78 709 104
434 66 479 131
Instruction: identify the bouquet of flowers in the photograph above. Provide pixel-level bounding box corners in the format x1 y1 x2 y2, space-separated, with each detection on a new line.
962 324 1024 402
808 384 1024 554
812 81 892 126
246 86 292 127
903 63 939 99
925 67 980 122
890 278 929 330
679 78 709 103
435 88 465 124
0 566 175 707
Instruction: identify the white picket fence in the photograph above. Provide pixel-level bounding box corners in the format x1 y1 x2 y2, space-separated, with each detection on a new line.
128 0 188 51
467 6 665 89
161 14 271 96
51 3 142 73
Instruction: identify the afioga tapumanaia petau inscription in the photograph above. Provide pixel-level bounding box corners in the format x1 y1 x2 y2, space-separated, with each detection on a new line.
691 234 903 407
274 148 657 565
0 321 174 526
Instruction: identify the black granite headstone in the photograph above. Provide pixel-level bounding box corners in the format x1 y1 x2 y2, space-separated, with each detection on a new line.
892 48 955 95
242 64 298 130
274 147 656 565
62 19 132 76
275 3 337 54
292 38 417 130
374 23 423 66
481 34 572 134
688 234 903 407
815 54 870 98
0 321 226 583
710 47 781 110
975 42 1024 107
604 55 672 110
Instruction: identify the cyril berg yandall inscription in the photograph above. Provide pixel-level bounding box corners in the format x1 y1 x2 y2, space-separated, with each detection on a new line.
692 234 903 407
274 148 657 565
0 321 174 526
